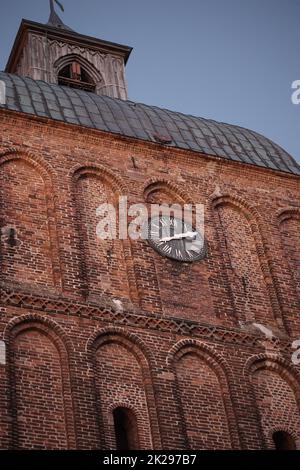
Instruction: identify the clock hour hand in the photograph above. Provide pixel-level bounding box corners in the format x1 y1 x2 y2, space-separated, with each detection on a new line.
160 231 197 242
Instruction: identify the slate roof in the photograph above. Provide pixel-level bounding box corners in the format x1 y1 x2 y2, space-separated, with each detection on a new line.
0 71 299 175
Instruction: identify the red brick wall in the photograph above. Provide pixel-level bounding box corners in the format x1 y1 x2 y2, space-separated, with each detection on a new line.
279 216 300 303
94 341 153 449
0 158 55 289
175 352 232 449
0 110 300 450
252 367 300 449
74 171 130 300
12 329 68 449
216 203 274 326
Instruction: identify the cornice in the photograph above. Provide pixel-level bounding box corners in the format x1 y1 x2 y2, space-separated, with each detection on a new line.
0 285 293 354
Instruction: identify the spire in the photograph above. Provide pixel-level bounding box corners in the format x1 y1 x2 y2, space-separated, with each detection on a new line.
47 0 74 31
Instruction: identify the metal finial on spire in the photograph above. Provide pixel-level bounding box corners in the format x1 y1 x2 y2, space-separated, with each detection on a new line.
47 0 73 31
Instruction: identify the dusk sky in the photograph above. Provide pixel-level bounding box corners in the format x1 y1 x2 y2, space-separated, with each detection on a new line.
1 0 299 162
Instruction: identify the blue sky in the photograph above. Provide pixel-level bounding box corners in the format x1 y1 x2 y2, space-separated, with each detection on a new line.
1 0 299 162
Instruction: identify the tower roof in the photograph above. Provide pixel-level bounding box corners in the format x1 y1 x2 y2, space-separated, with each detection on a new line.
5 18 132 75
47 0 73 31
1 72 299 176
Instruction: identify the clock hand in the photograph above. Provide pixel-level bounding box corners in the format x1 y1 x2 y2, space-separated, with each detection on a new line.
160 231 197 242
187 241 203 252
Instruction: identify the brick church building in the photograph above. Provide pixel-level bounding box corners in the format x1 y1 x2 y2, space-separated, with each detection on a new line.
0 4 300 450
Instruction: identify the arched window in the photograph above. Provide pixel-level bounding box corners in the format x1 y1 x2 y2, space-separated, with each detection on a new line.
272 431 296 450
58 62 95 92
113 407 139 450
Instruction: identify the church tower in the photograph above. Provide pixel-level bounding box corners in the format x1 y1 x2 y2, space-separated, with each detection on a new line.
1 0 300 453
5 0 132 99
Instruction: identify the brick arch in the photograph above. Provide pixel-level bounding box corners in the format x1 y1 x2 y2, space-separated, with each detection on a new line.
3 312 74 351
5 314 76 450
244 353 300 403
268 425 299 444
107 401 143 450
143 178 193 204
211 194 274 269
277 207 300 225
107 400 144 415
167 339 230 371
211 194 283 327
87 327 161 450
277 207 300 307
0 148 62 290
167 339 240 449
244 353 300 449
211 194 271 270
71 164 128 199
86 326 153 361
212 194 262 222
0 147 56 184
71 165 139 303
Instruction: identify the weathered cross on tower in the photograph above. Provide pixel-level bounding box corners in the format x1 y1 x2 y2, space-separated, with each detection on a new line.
48 0 72 31
49 0 65 14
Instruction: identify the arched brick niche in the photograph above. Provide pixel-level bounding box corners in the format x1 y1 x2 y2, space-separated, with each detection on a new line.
246 355 300 449
278 209 300 304
143 179 192 207
111 404 141 450
72 166 137 303
272 429 297 450
87 328 161 450
168 340 240 450
0 150 61 290
212 196 280 327
5 315 76 450
141 179 214 322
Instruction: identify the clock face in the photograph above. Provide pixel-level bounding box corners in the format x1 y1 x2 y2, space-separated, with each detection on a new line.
147 215 206 262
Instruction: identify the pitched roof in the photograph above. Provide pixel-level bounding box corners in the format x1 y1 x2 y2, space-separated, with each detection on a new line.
0 72 299 175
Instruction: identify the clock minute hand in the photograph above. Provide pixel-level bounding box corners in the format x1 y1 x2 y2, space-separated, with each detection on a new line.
160 231 197 242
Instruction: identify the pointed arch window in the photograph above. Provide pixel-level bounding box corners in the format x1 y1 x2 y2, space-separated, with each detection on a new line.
58 62 95 92
113 407 139 450
272 431 296 450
